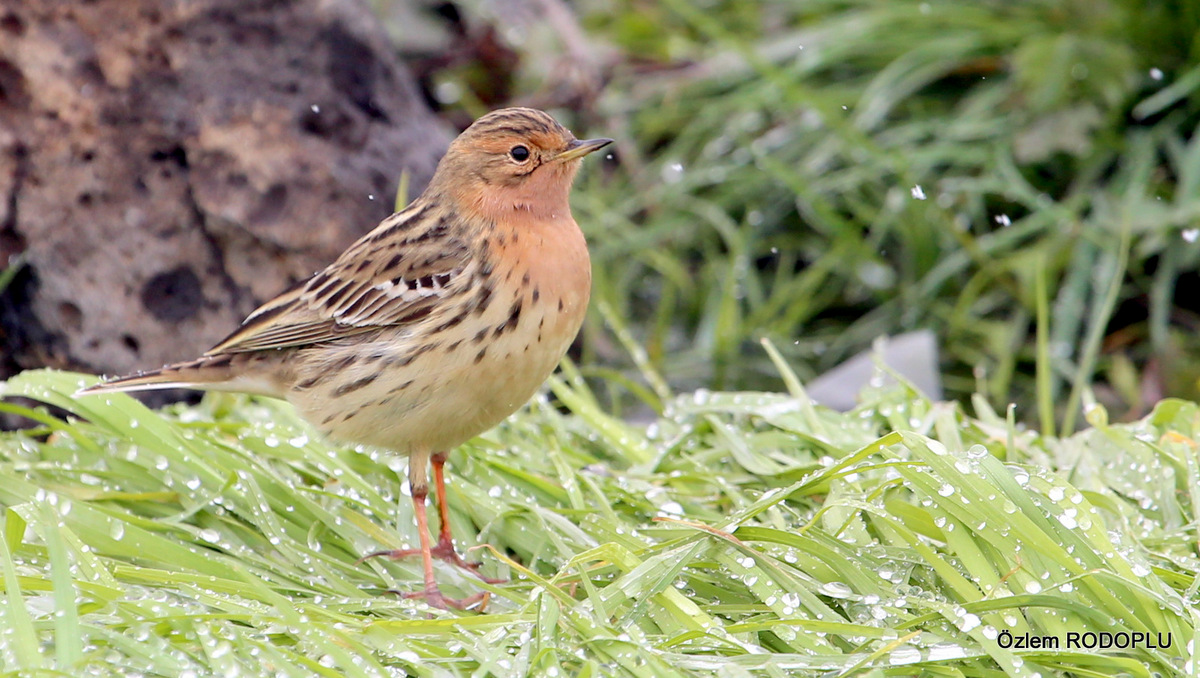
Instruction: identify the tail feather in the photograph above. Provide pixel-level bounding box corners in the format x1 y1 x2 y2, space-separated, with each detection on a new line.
77 354 285 398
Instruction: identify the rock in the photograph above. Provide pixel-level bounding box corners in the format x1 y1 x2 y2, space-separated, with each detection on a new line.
0 0 450 383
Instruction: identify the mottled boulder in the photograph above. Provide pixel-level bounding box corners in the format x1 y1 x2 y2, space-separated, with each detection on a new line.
0 0 450 382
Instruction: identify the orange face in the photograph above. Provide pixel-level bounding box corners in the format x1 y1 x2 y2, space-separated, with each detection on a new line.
430 108 612 219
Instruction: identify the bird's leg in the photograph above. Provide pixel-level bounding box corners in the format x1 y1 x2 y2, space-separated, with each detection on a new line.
431 451 456 549
360 477 487 610
358 451 500 606
427 452 504 583
399 482 486 610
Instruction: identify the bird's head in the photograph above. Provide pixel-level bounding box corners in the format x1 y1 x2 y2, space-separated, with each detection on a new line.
430 107 612 221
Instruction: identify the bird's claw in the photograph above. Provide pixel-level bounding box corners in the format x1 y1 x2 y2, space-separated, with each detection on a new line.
359 537 506 584
401 588 489 611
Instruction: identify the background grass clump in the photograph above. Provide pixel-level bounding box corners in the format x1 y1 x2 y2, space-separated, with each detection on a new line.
0 367 1195 676
415 0 1200 427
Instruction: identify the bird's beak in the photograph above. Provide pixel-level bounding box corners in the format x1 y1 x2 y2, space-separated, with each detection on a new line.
556 137 613 162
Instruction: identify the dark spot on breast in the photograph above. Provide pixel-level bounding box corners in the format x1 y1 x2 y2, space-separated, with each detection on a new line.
387 379 415 395
141 266 203 323
392 354 415 368
447 339 462 352
532 288 540 303
386 253 403 270
390 342 438 368
472 327 489 344
521 272 530 286
474 346 487 363
557 299 564 312
296 374 324 390
432 307 470 333
333 373 379 396
493 299 522 337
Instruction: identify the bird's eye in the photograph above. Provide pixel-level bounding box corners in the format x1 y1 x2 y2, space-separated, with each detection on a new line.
509 145 531 162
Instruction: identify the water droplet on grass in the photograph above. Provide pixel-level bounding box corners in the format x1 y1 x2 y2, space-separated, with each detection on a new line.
661 161 685 184
818 581 854 598
889 647 921 664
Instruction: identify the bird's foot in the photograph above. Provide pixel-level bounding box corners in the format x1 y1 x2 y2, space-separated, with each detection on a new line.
360 537 506 584
400 586 489 611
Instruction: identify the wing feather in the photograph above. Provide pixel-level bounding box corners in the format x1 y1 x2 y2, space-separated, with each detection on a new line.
207 203 473 355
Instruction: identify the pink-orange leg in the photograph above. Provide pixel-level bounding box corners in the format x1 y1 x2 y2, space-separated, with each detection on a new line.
427 453 503 581
360 453 501 609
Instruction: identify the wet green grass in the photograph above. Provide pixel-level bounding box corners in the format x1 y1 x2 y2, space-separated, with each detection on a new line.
0 364 1194 676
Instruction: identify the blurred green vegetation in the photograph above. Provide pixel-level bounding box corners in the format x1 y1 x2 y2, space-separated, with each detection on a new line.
404 0 1200 432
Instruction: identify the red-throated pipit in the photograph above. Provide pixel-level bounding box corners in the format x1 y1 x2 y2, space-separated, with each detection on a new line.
80 107 611 609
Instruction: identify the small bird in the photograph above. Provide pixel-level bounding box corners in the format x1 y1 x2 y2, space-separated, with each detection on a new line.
79 107 612 609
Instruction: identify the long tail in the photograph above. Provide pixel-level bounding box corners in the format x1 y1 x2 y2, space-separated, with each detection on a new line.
76 353 284 398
